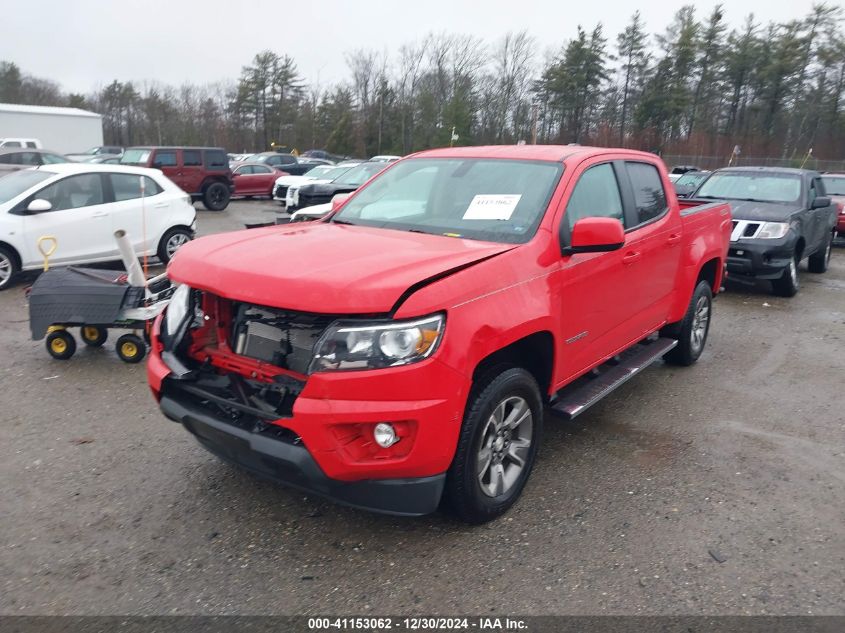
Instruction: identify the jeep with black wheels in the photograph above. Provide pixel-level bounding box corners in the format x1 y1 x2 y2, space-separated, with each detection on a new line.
120 146 235 211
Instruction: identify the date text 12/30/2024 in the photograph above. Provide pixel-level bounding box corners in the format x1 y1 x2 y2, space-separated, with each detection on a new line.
307 617 528 631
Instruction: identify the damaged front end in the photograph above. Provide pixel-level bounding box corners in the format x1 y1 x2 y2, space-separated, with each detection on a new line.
157 289 337 435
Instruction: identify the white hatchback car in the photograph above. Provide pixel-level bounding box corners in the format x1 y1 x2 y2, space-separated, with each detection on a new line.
0 163 196 290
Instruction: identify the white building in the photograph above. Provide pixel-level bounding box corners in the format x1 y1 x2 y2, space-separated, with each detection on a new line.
0 103 104 154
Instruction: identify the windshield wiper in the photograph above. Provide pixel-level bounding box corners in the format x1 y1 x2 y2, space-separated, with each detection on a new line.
331 218 357 226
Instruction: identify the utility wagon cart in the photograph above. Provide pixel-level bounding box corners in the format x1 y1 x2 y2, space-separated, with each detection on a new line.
28 230 173 363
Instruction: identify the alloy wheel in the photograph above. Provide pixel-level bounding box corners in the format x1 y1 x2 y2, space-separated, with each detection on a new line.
477 396 533 498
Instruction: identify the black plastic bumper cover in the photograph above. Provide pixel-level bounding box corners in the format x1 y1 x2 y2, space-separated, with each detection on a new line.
726 238 796 281
159 396 446 516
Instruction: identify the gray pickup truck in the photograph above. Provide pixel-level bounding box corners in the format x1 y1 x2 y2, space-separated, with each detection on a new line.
689 166 838 296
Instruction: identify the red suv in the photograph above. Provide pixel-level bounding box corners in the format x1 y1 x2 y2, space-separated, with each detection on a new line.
121 147 234 211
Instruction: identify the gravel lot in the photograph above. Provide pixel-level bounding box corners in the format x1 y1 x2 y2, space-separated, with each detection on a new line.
1 200 843 615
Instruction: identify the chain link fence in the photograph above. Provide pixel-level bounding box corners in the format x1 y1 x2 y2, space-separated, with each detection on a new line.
662 154 845 172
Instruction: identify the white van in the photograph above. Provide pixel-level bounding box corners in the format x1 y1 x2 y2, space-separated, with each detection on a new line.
0 138 42 149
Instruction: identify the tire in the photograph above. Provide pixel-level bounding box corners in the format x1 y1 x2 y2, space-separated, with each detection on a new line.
0 245 20 291
46 330 76 360
808 231 833 273
202 182 230 211
771 250 800 297
116 333 146 363
662 280 713 366
157 228 192 264
444 366 543 524
80 325 108 347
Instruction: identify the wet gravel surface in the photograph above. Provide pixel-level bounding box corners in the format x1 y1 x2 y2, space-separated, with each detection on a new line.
1 200 843 615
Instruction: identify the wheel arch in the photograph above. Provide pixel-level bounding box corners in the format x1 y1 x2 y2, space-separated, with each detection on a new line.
0 241 22 269
471 331 555 401
697 257 721 290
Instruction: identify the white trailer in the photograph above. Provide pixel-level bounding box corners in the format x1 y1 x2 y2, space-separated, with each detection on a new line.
0 103 104 154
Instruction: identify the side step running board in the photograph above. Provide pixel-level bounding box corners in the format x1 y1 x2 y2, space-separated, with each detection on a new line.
550 337 678 420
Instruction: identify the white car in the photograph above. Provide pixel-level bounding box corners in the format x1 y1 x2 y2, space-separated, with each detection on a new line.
289 202 332 223
274 163 359 206
0 163 196 290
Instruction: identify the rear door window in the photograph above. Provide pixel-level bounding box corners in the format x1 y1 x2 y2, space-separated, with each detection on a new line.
205 150 228 169
183 150 202 167
625 162 668 226
109 174 163 201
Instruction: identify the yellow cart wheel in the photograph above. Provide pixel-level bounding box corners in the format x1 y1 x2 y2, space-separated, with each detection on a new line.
45 330 76 360
80 325 108 347
115 333 146 364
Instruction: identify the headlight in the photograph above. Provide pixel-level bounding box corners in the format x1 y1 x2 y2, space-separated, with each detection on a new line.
164 283 192 339
309 314 445 373
755 222 790 239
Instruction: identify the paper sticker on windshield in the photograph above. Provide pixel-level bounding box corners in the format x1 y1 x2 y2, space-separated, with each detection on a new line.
463 194 522 220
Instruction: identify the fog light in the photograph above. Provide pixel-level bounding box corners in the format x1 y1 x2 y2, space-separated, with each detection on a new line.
373 423 398 448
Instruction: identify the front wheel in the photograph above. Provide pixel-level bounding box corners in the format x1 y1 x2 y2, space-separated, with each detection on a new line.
444 367 543 524
662 280 712 366
202 182 230 211
771 251 800 297
808 232 833 273
0 246 19 291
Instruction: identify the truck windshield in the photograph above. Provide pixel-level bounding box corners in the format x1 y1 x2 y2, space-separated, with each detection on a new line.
0 170 53 204
332 158 564 244
120 149 151 165
696 172 802 204
821 176 845 196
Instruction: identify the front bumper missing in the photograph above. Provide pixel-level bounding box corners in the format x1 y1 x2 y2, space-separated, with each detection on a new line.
159 393 446 516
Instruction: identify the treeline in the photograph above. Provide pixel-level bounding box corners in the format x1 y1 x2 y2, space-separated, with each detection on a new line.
1 3 844 160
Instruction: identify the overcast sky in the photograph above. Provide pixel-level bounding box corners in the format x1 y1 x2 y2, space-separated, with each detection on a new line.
0 0 825 94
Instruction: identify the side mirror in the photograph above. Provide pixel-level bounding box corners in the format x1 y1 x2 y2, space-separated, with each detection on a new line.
811 196 831 209
26 198 52 213
331 192 351 212
563 217 625 255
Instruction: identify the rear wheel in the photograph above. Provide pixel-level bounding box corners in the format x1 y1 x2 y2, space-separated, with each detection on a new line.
808 232 833 273
157 228 192 264
202 182 230 211
771 251 800 297
0 246 19 291
662 280 712 366
444 366 543 524
116 333 146 363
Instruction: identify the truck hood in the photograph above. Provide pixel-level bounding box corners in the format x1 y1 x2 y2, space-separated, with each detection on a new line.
167 223 515 313
726 200 802 222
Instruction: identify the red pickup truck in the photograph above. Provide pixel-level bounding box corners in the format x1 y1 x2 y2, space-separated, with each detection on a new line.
148 146 731 523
